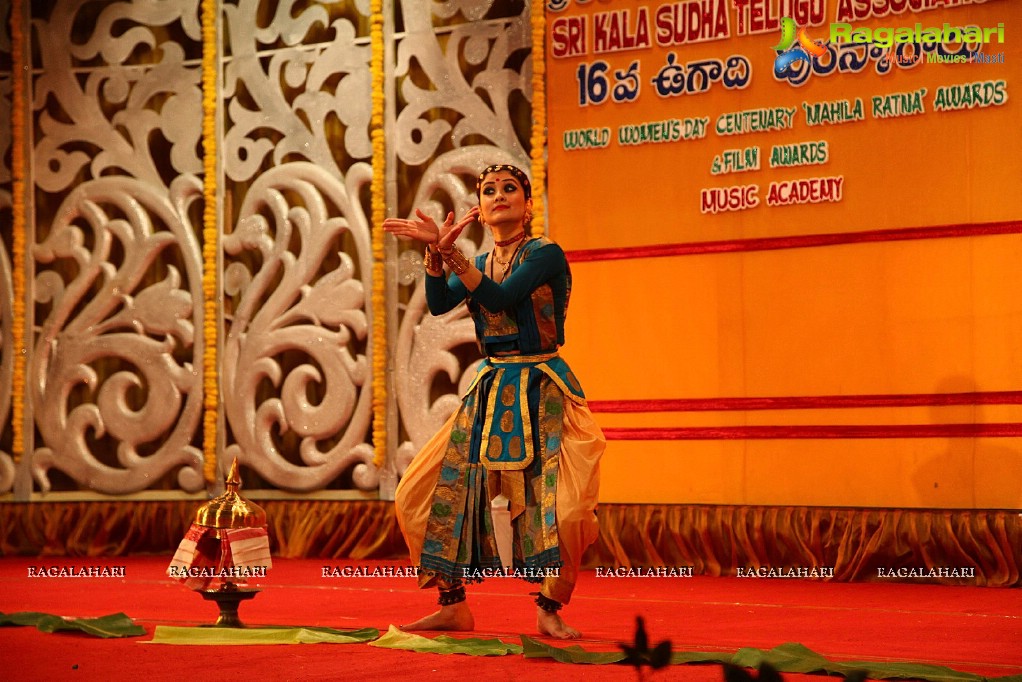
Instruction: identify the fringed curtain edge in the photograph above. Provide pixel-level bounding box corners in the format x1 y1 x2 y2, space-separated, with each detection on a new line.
1 502 1017 586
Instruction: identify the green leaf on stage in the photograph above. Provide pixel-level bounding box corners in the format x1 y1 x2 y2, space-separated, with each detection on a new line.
670 651 737 665
369 624 522 656
261 624 381 642
838 659 987 682
521 638 1014 682
522 635 730 666
0 611 145 638
737 643 992 682
521 635 626 664
147 625 380 645
732 642 838 673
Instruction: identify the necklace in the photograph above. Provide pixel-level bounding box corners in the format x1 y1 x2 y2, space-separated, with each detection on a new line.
489 238 527 284
494 231 526 248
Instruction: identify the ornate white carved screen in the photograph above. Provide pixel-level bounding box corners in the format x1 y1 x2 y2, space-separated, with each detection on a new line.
0 0 534 500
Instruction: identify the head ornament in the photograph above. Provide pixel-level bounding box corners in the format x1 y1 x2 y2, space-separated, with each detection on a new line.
476 164 532 200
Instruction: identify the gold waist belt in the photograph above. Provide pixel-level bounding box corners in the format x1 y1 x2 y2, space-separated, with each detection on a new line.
487 351 558 365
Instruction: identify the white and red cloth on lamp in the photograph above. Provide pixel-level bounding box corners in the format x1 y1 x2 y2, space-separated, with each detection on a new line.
167 525 273 591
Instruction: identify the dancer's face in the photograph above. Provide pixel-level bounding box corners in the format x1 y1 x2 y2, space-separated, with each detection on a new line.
478 171 531 229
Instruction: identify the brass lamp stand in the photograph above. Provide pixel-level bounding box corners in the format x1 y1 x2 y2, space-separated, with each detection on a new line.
179 459 270 628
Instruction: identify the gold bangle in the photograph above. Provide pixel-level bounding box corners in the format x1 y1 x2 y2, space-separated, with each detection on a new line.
440 246 471 275
423 246 442 273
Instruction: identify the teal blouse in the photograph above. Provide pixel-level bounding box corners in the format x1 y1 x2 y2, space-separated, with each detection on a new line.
425 237 571 357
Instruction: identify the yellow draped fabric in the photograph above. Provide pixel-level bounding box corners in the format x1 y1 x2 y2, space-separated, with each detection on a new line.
395 402 604 604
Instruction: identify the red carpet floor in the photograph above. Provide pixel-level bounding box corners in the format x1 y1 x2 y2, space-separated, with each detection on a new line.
1 556 1020 681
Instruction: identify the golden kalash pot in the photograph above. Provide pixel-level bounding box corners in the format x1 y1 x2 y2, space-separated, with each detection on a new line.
194 459 267 531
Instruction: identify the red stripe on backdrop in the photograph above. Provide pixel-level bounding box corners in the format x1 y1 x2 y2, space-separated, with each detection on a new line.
564 221 1022 263
602 423 1022 440
588 391 1022 413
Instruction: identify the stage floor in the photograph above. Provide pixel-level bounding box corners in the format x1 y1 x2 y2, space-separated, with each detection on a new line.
1 556 1020 681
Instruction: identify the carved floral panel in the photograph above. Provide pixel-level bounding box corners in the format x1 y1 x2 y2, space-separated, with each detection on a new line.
1 0 534 495
27 0 205 494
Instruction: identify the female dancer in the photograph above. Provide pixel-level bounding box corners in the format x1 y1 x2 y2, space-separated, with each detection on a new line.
383 164 604 639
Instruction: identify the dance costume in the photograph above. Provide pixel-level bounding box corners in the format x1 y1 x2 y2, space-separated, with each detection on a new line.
396 236 604 605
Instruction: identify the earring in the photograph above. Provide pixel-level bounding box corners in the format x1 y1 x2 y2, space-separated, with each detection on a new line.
523 210 533 225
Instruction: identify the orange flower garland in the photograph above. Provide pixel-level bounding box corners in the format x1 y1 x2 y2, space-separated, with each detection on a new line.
10 0 27 461
529 0 547 238
370 0 388 469
201 0 219 483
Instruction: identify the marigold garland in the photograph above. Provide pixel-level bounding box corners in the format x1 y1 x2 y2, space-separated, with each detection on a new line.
10 0 28 461
370 0 388 468
529 0 547 238
200 0 220 483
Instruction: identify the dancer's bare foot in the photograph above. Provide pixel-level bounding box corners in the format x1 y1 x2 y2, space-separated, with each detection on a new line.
401 602 475 631
537 608 581 639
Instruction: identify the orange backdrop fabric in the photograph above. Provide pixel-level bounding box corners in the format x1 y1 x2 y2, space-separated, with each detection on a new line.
545 1 1022 509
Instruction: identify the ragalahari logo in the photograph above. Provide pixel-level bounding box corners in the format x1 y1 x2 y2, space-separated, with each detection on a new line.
773 17 828 76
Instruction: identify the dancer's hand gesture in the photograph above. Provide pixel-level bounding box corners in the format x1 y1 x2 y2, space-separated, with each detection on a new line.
383 207 479 247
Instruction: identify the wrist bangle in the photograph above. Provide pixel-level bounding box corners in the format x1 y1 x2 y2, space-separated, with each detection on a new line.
423 246 442 273
421 246 441 274
440 246 471 275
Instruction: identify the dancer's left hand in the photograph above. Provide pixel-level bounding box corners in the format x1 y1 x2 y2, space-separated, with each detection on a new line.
437 207 479 251
383 206 479 247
